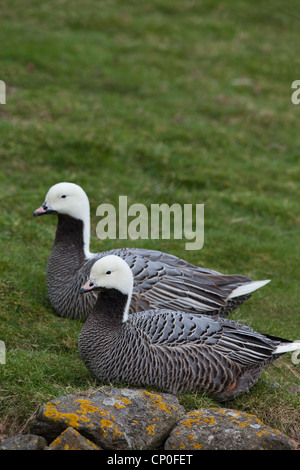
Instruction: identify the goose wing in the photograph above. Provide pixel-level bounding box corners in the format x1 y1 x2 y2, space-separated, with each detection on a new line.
137 311 279 366
101 248 253 315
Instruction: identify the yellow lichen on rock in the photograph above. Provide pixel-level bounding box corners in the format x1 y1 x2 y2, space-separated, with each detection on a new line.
179 411 206 428
193 443 203 449
100 418 123 441
43 396 124 443
142 390 176 414
44 401 85 428
227 410 265 429
75 398 101 414
146 424 156 436
113 396 133 409
113 402 126 409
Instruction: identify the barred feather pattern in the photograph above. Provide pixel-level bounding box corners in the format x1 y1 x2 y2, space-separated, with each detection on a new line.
78 291 285 400
46 215 255 320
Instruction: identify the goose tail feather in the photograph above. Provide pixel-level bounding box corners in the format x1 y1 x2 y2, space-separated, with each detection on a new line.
227 279 271 299
274 341 300 354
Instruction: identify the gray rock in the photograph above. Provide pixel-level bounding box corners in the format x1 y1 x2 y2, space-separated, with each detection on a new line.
29 393 126 448
29 387 185 450
48 426 101 450
164 408 296 450
0 434 47 450
92 388 185 449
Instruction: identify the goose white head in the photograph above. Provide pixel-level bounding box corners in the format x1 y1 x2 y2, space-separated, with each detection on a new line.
80 255 133 322
34 182 92 257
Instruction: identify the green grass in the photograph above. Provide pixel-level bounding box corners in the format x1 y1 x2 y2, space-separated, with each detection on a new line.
0 0 299 443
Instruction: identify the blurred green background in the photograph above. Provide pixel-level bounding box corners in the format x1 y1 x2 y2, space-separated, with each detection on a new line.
0 0 299 440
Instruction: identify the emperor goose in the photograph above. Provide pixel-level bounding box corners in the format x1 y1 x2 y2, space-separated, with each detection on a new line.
79 255 299 400
34 182 270 320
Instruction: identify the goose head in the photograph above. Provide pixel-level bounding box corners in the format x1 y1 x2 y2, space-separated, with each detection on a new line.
80 255 133 321
34 182 92 257
34 182 90 219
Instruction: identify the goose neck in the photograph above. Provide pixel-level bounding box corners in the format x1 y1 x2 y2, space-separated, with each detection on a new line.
92 288 131 325
54 214 91 259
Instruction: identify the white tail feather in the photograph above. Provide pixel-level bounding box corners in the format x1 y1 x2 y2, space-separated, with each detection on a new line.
274 342 300 354
227 280 271 299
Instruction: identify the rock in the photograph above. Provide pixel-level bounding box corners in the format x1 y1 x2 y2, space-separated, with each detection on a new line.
164 408 296 450
0 434 47 450
48 427 101 450
95 388 185 449
4 389 294 451
29 387 185 450
29 393 126 448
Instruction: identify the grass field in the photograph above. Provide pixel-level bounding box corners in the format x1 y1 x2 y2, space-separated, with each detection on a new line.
0 1 299 443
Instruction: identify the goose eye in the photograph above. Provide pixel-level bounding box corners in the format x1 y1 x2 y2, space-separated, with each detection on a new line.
106 271 111 275
61 195 67 199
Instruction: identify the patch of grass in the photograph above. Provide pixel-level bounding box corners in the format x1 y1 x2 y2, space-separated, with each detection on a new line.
0 0 299 442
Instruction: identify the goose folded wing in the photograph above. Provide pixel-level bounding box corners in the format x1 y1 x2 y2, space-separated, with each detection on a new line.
213 320 280 366
128 255 230 312
140 312 278 366
140 310 224 346
102 248 253 314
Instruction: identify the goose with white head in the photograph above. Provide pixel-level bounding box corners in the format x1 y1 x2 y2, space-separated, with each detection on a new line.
78 255 300 400
34 182 96 318
34 182 270 320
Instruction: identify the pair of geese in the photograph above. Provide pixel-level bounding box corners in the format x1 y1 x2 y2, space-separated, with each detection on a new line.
34 182 299 401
